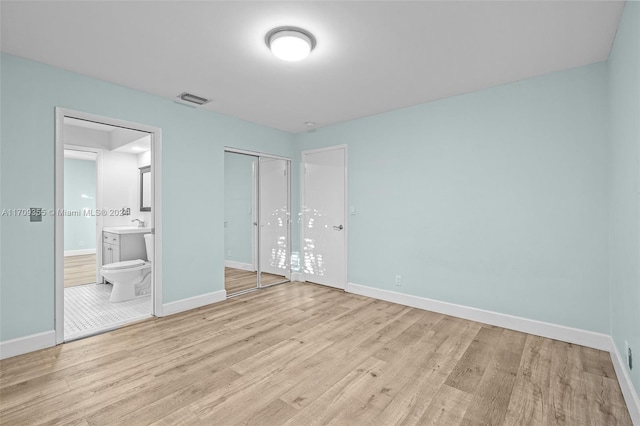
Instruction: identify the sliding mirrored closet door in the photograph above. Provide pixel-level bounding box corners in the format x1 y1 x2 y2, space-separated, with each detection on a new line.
259 157 290 286
224 151 259 295
224 150 291 296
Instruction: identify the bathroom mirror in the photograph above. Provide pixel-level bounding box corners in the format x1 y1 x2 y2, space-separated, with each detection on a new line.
140 166 151 212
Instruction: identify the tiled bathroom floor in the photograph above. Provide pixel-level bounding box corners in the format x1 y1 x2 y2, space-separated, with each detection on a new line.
64 283 151 341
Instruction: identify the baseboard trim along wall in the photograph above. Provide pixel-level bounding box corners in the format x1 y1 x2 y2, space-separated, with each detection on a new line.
64 248 96 257
224 260 253 271
610 338 640 424
0 330 56 360
160 290 227 317
346 282 640 422
291 272 304 282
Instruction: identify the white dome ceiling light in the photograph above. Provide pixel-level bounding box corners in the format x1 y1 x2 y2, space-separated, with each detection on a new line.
266 27 316 62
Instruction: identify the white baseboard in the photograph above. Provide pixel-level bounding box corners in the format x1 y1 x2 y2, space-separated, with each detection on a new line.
346 282 640 420
160 290 227 317
224 260 254 271
346 283 612 351
609 338 640 424
291 272 304 282
64 248 96 257
0 330 56 360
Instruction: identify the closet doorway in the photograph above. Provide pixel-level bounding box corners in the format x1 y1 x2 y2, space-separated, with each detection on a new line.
224 148 291 296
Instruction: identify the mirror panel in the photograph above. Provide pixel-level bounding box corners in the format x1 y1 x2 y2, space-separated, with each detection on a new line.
259 157 290 287
224 152 258 295
140 166 151 212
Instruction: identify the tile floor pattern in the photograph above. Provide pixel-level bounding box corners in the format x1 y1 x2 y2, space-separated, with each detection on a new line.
64 283 151 340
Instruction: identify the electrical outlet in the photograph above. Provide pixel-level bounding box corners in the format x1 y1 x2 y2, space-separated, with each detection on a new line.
395 275 402 286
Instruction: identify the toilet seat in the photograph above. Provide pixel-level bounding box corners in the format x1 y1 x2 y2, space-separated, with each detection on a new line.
102 259 147 271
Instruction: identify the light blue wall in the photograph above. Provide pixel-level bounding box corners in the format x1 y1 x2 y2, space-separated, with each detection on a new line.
1 21 636 387
294 63 611 333
63 158 96 251
608 1 640 394
224 152 255 266
0 53 294 341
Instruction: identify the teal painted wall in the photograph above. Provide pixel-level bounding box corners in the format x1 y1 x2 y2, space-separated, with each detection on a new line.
294 63 611 333
1 20 637 391
63 158 96 251
0 53 293 341
224 152 256 266
608 1 640 394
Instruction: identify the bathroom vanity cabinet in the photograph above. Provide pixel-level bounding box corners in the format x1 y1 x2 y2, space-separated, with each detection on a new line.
102 230 149 265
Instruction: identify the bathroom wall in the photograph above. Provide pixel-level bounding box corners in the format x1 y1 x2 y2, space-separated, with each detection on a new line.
224 152 255 268
0 53 294 342
64 124 151 228
294 62 610 334
608 0 640 394
63 157 96 253
101 150 140 227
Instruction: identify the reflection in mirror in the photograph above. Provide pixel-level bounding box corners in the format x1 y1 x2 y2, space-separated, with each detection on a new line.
224 152 259 295
259 157 290 286
139 166 151 212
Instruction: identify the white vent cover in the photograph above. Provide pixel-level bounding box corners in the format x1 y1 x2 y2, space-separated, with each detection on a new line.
176 92 210 106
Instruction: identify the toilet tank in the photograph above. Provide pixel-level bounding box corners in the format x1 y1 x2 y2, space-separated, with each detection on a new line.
144 233 154 261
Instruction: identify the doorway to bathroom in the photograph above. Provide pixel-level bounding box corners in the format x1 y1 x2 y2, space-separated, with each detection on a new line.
54 108 163 343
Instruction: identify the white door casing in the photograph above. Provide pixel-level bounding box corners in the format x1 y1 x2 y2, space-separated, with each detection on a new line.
302 146 347 289
55 107 163 344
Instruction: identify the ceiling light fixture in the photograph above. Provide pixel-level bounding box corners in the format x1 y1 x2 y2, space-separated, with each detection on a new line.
266 27 316 62
305 121 316 128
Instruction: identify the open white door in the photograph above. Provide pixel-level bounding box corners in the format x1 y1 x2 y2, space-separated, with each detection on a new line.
302 146 347 289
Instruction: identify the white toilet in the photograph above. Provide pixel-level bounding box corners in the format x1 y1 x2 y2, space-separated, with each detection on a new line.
101 233 154 303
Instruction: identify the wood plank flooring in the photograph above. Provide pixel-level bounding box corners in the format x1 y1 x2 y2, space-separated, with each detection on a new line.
0 282 632 425
225 267 288 295
64 254 97 287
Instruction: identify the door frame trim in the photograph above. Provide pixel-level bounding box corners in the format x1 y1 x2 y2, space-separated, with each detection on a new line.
301 144 348 289
54 107 163 344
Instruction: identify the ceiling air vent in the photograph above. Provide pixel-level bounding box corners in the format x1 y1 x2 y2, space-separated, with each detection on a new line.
177 92 210 106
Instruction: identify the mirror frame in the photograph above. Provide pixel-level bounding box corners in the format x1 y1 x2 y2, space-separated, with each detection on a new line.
140 165 151 212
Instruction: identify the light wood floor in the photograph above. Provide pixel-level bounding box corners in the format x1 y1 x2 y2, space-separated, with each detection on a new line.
0 282 632 425
225 267 288 295
64 254 97 287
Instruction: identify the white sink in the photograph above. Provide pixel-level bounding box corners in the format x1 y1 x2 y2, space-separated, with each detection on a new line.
103 226 152 234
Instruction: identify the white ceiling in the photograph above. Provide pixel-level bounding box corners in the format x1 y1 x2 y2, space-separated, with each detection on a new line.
1 1 625 133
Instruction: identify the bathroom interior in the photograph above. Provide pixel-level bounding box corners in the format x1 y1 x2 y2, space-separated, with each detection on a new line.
224 150 291 295
63 117 154 341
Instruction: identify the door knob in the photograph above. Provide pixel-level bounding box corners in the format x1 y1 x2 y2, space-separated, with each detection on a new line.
333 225 343 231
